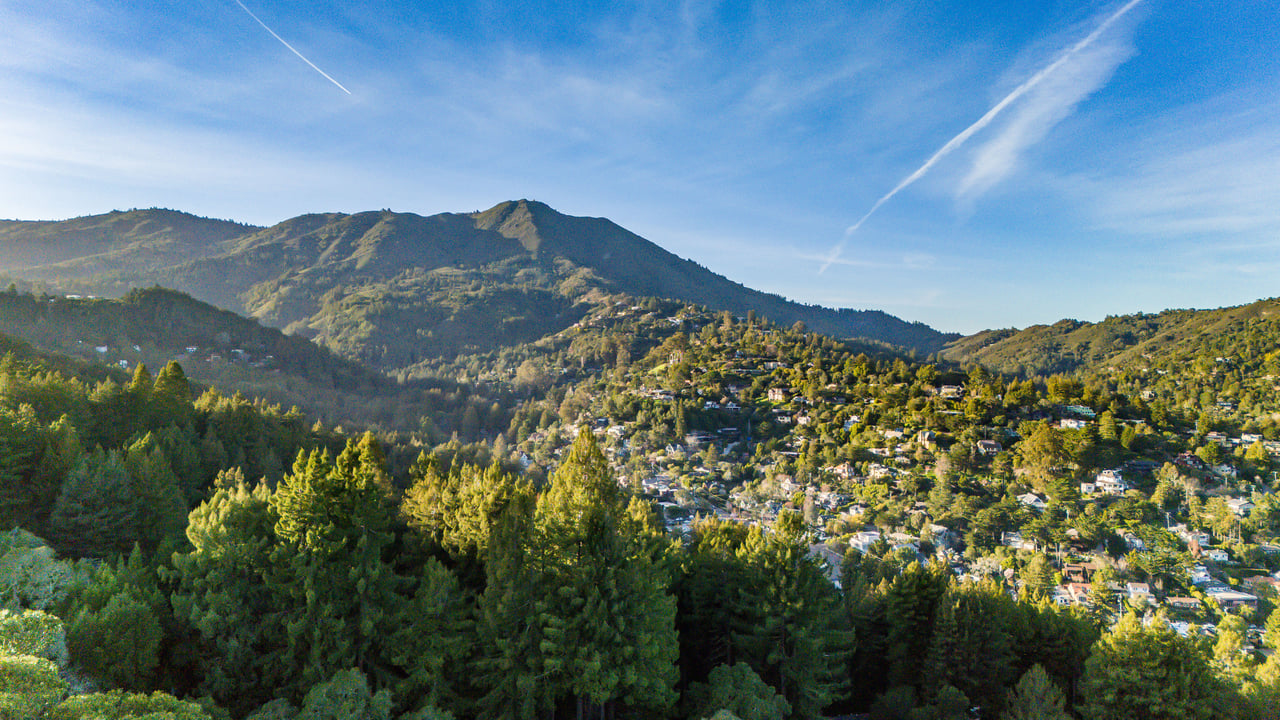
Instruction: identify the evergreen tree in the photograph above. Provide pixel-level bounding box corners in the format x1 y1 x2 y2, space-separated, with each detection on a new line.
171 476 288 714
1001 664 1070 720
473 485 551 720
884 561 950 689
685 662 790 720
270 436 404 699
1078 612 1226 720
49 447 184 558
388 559 473 717
923 581 1016 715
730 512 852 719
150 360 194 428
529 428 678 719
296 668 393 720
66 592 162 691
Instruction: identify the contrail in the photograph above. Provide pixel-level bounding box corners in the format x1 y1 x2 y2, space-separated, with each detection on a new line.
232 0 352 95
819 0 1144 273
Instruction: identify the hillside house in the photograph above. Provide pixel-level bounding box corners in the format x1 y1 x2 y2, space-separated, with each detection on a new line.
1017 493 1048 512
1095 469 1129 495
1226 498 1255 516
1065 405 1097 418
1126 582 1154 606
1001 532 1036 551
848 530 885 554
1063 564 1091 583
1205 586 1257 611
1122 532 1145 551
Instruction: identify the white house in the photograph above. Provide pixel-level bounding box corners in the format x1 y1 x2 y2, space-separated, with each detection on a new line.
1226 498 1255 517
1017 493 1048 512
1204 548 1230 563
1095 470 1129 495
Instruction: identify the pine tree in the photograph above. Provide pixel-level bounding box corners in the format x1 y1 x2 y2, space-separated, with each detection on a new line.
884 561 950 689
48 436 185 558
923 581 1016 715
473 487 551 720
150 360 194 428
685 663 790 720
388 559 473 716
730 513 852 719
1078 612 1226 720
270 436 404 699
1001 664 1070 720
171 476 287 714
530 429 678 719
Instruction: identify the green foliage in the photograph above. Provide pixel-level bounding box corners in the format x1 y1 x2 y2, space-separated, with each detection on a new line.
676 515 849 720
171 477 285 712
66 591 163 690
45 689 212 720
534 429 678 716
389 559 473 716
685 662 790 720
923 581 1016 715
1078 613 1227 720
0 653 67 720
0 610 67 667
296 668 392 720
270 436 404 698
885 562 951 689
1001 664 1070 720
49 444 186 558
0 532 82 613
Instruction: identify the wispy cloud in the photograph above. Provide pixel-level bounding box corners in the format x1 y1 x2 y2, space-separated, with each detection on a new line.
1083 128 1280 239
956 25 1138 202
819 0 1146 273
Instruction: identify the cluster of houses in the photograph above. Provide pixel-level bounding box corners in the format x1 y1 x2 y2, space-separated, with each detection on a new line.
72 339 278 372
1044 559 1266 617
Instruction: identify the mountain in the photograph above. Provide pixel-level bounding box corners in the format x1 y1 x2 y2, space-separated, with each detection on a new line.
940 297 1280 377
0 286 507 433
0 208 255 280
0 202 955 367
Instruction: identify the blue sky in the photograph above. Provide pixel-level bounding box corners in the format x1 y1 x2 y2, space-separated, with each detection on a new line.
1 0 1277 334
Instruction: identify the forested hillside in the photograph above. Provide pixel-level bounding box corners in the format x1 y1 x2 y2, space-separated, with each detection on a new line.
0 214 1279 718
942 297 1280 378
0 209 253 279
0 287 514 439
5 287 1280 719
0 202 956 365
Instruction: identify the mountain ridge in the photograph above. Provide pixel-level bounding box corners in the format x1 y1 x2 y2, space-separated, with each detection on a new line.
940 296 1280 377
0 201 957 365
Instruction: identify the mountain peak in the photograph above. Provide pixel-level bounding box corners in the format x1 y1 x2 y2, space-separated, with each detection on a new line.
0 200 958 359
472 199 551 253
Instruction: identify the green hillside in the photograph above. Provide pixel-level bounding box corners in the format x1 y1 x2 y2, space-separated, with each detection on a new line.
0 202 956 366
0 208 253 279
942 297 1280 377
0 287 510 436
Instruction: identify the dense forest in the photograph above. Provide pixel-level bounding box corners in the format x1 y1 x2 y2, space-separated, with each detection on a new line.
4 285 1280 719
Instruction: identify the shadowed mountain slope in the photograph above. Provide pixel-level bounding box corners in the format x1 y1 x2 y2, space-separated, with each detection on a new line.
0 201 956 366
